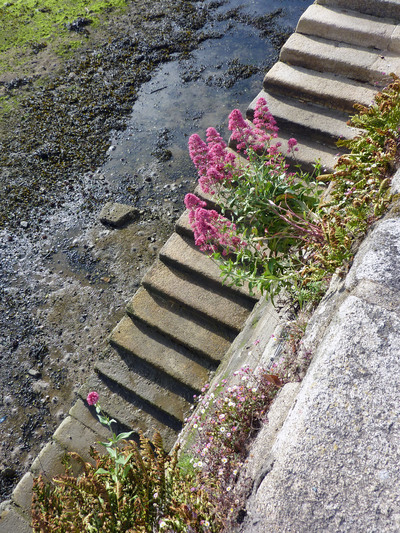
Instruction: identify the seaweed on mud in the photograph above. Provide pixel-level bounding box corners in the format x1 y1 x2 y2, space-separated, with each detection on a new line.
0 0 226 229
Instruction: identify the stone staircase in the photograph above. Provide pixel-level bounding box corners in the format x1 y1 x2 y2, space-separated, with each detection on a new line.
243 0 400 173
3 1 400 529
78 208 260 450
80 0 400 450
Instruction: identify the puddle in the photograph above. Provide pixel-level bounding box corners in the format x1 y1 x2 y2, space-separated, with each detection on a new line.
100 0 311 203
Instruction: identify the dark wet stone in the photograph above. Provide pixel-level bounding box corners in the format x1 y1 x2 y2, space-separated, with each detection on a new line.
66 18 92 33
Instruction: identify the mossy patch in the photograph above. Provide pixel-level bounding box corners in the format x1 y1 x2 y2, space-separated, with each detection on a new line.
0 0 127 73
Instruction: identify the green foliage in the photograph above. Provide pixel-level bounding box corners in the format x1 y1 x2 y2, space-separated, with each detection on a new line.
300 73 400 284
0 0 127 53
0 0 127 74
214 151 324 300
193 76 400 306
198 162 325 303
32 432 220 532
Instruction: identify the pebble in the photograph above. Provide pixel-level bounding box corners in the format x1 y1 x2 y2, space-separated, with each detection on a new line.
28 369 41 378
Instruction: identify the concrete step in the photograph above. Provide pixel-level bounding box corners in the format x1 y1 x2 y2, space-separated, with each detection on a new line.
126 287 233 362
280 33 400 85
175 209 194 239
263 62 377 114
193 184 220 210
316 0 400 20
142 259 253 334
159 232 259 304
268 131 341 173
246 90 356 146
79 373 179 451
298 4 400 52
109 315 211 395
95 349 191 423
228 119 341 173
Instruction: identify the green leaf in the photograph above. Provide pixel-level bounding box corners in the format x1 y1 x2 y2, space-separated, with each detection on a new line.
106 447 117 459
115 452 133 466
95 468 109 475
122 464 131 479
116 430 134 441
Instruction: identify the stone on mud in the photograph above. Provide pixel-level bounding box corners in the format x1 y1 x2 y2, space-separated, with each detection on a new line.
99 201 139 228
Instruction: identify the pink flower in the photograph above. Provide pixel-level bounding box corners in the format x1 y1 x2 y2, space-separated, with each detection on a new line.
184 193 207 211
87 391 99 406
188 130 236 194
287 138 297 150
228 100 281 155
228 109 248 132
253 98 278 134
184 198 245 255
188 134 208 176
206 127 226 148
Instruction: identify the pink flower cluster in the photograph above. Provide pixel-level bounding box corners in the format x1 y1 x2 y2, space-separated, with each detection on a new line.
184 193 244 255
186 97 300 260
188 127 236 194
184 365 279 506
87 391 99 406
188 98 298 197
228 98 280 154
287 137 298 154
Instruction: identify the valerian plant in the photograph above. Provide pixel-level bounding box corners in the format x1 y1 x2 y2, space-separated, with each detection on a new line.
185 97 325 301
186 79 400 304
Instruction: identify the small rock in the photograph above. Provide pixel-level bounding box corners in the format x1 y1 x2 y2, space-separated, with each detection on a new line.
56 409 65 421
32 380 49 393
20 221 29 229
28 369 41 379
66 17 92 33
148 243 158 253
99 202 139 228
1 467 16 480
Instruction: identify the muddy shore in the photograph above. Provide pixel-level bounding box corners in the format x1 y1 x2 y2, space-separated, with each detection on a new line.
0 0 307 500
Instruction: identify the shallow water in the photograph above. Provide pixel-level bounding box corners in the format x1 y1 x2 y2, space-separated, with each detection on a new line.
101 0 311 201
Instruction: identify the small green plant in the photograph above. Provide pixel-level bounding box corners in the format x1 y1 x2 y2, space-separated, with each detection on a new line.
32 393 221 532
183 364 283 528
312 74 400 266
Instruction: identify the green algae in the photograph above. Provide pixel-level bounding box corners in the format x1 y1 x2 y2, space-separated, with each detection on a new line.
0 0 127 73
